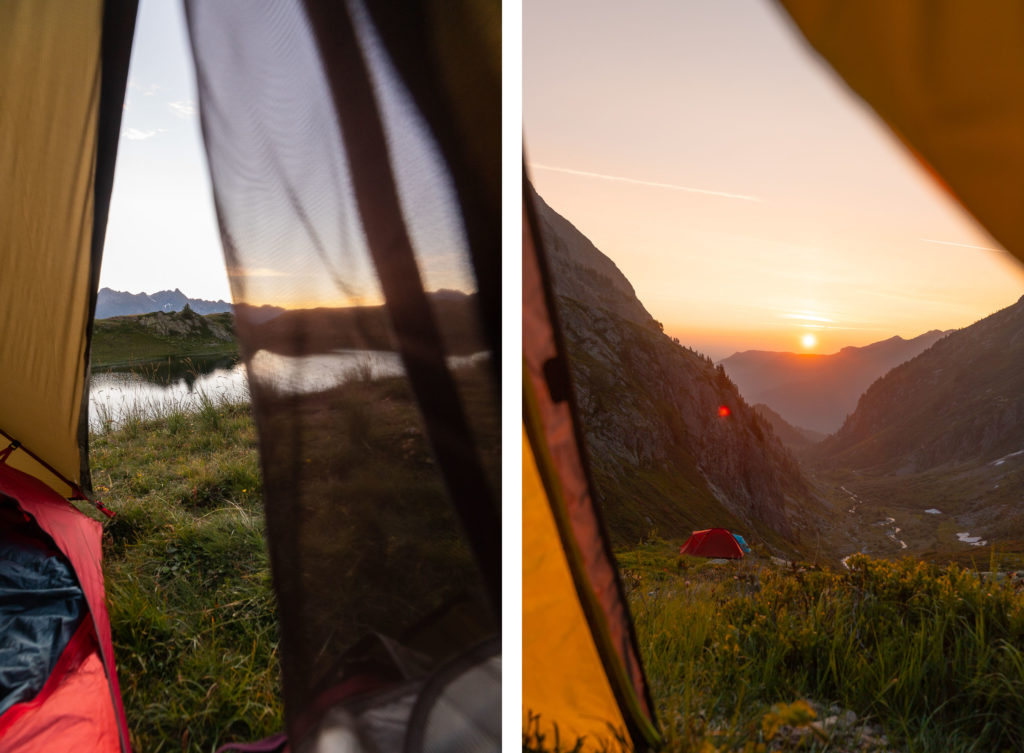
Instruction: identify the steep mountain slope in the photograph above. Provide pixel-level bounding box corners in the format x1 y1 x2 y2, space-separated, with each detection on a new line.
532 189 818 554
818 296 1024 474
720 331 949 434
96 287 232 318
808 296 1024 553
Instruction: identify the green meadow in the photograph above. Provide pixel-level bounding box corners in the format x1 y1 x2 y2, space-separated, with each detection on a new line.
87 394 282 753
615 542 1024 753
85 349 497 752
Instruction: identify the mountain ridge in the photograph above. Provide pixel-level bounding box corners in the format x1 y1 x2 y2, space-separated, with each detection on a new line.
817 295 1024 473
96 287 233 319
720 329 950 434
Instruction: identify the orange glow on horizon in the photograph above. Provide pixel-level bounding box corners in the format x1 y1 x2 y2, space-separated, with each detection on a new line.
526 0 1024 365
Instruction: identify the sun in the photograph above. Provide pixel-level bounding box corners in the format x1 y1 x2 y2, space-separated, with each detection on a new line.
801 332 818 349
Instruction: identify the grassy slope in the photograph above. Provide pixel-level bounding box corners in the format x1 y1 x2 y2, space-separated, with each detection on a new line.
87 399 282 752
91 311 238 367
613 543 1024 753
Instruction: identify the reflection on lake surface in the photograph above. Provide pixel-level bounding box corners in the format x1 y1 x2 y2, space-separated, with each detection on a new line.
89 350 489 430
247 349 487 395
89 354 247 431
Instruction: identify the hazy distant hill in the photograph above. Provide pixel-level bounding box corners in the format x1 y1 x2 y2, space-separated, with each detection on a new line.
720 330 949 434
752 404 826 451
532 188 818 554
96 287 232 318
817 296 1024 474
234 290 485 357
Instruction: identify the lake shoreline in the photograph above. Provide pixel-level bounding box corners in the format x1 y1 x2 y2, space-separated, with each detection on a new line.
91 346 239 371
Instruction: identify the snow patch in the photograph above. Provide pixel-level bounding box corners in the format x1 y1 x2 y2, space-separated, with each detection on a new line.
956 532 988 547
990 449 1024 467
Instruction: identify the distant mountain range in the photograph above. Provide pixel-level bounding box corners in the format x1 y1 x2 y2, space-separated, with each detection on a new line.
720 330 950 434
234 290 485 358
533 187 817 555
95 287 232 319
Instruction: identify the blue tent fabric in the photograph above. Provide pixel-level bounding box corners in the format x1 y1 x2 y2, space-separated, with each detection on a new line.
0 505 85 716
732 534 752 554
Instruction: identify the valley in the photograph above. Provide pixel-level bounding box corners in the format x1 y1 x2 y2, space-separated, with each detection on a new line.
806 453 1024 569
534 184 1024 568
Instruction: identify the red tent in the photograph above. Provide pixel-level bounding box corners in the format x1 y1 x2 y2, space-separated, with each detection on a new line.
679 528 745 559
0 462 129 752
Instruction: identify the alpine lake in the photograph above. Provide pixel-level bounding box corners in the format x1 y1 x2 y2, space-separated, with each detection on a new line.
88 349 487 432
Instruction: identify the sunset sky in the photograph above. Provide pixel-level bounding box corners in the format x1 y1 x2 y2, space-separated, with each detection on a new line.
524 0 1024 361
102 0 474 309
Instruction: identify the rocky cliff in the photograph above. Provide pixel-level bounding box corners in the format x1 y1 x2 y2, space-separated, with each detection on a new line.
532 188 818 554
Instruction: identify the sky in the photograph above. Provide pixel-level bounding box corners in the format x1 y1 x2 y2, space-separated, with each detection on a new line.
524 0 1024 361
101 0 476 309
102 0 228 302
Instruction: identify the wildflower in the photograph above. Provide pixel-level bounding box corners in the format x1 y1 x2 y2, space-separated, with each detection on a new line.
761 700 816 740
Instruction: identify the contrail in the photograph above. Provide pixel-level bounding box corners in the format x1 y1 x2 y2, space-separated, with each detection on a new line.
920 238 1003 252
530 163 762 202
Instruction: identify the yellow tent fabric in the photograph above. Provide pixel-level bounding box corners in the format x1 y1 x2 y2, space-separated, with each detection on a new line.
523 427 629 751
522 187 659 750
0 0 104 494
777 0 1024 269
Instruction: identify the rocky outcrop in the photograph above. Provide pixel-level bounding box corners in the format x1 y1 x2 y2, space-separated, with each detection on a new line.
134 306 234 342
531 189 658 331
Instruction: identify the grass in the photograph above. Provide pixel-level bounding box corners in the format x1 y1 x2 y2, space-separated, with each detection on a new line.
614 542 1024 752
248 358 498 712
87 356 498 751
87 387 282 752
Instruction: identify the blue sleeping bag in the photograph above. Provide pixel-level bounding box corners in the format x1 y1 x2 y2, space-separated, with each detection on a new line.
0 504 85 715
